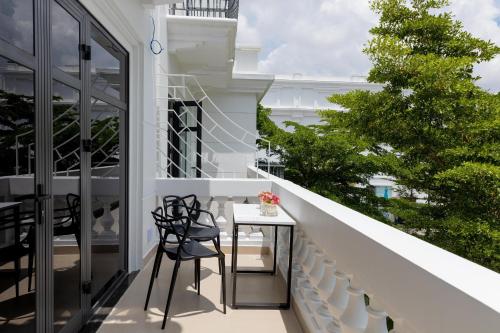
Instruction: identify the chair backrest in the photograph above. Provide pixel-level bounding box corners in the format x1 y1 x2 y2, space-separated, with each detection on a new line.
151 206 192 255
163 194 201 221
0 210 35 246
66 193 81 226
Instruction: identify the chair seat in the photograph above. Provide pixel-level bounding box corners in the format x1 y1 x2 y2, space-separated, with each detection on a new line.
173 224 220 241
0 243 30 265
163 240 218 261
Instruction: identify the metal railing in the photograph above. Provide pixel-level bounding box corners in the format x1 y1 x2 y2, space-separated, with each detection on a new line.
155 72 272 179
169 0 239 19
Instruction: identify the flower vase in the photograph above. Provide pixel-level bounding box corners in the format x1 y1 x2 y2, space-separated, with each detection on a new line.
261 202 278 216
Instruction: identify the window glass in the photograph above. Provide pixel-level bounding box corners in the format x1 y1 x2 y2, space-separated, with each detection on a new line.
52 1 80 78
0 0 34 54
91 28 126 101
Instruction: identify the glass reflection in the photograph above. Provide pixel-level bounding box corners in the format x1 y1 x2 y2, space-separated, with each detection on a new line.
0 56 36 332
0 0 34 54
90 98 122 303
52 81 81 333
91 27 125 101
52 1 80 78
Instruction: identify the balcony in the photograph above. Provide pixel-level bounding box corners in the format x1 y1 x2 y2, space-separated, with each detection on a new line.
169 0 239 19
92 167 500 333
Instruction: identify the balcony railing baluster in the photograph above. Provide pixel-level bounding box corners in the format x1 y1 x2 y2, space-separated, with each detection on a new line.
169 0 239 19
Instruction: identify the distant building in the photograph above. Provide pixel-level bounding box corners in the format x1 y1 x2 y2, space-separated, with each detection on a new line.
261 74 397 198
261 73 383 129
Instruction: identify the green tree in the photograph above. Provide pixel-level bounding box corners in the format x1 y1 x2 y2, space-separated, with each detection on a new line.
328 0 500 271
257 104 395 220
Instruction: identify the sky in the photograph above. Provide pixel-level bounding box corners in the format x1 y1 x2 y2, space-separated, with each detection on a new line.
237 0 500 92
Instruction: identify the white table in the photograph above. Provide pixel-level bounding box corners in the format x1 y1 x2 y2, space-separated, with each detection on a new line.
231 204 296 309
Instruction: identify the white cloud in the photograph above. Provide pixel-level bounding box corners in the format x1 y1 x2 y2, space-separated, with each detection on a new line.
449 0 500 92
236 14 261 46
237 0 500 92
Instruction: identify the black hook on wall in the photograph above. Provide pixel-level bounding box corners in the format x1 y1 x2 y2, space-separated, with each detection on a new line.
150 16 164 55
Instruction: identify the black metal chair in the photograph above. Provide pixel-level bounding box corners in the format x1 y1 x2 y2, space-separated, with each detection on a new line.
0 217 35 297
53 193 81 248
152 195 222 280
145 207 226 330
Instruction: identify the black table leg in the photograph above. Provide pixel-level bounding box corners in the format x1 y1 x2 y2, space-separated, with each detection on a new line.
272 225 278 275
232 223 295 309
231 222 235 273
14 206 20 298
286 225 294 309
232 224 239 308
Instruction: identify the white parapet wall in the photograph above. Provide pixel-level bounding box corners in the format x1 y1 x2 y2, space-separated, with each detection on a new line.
248 166 500 333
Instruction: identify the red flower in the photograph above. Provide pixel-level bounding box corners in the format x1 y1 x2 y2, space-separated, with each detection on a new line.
258 191 280 205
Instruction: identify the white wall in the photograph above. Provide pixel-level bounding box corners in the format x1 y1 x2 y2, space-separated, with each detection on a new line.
202 91 258 178
234 47 260 73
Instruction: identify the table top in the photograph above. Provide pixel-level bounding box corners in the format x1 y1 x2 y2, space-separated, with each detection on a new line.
233 204 296 226
0 202 21 211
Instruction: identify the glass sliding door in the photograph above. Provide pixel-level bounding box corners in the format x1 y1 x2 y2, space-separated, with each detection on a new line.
0 55 37 333
0 1 129 332
89 24 127 305
0 1 37 331
51 2 83 332
52 80 81 333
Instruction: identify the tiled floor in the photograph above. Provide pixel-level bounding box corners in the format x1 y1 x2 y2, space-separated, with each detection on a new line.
96 254 303 333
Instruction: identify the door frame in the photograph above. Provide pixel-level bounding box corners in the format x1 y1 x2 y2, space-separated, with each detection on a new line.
170 101 202 178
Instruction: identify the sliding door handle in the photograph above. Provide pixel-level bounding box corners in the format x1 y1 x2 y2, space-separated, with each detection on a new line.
35 184 51 224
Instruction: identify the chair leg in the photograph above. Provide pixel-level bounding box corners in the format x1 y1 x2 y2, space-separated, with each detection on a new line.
28 249 34 292
155 251 164 279
162 259 181 330
144 246 163 310
14 257 20 297
215 235 222 275
194 260 198 289
196 259 201 295
220 255 226 314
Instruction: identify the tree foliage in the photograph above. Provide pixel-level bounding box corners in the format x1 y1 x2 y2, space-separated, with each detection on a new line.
327 0 500 271
257 104 395 220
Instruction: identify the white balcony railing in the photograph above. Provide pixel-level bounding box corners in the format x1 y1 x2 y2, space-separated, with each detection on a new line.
156 167 500 333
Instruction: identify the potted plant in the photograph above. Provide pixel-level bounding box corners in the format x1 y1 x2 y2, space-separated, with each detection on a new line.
258 191 280 216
